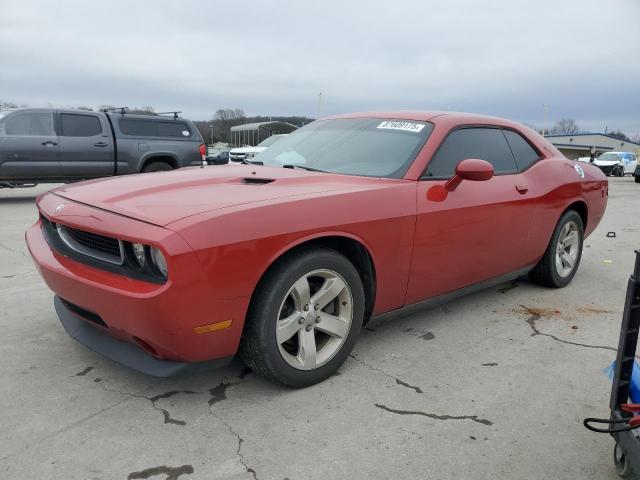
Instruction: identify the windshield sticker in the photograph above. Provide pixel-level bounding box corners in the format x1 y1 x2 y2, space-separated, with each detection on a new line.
377 121 425 133
182 130 190 136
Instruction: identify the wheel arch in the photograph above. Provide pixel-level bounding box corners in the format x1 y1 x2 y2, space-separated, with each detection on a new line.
139 154 179 171
563 199 588 230
250 233 377 325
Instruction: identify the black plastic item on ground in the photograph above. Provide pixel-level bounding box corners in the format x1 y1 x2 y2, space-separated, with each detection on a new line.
585 250 640 477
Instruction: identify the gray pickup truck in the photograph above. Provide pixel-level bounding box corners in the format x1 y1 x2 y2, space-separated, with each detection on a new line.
0 108 206 187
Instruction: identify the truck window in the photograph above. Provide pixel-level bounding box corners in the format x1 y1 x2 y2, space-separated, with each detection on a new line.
60 114 102 137
118 118 192 138
5 112 55 136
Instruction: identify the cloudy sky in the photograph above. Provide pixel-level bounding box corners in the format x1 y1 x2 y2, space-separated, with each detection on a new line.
1 0 639 134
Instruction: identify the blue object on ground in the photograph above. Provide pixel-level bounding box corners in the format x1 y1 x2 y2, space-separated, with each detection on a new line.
606 360 640 404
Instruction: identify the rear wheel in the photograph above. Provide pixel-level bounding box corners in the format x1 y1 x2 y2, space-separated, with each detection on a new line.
634 176 640 183
614 443 634 478
239 248 364 387
529 210 584 288
142 162 174 173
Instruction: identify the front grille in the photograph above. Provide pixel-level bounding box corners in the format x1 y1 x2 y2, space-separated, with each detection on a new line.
65 227 121 258
56 224 124 265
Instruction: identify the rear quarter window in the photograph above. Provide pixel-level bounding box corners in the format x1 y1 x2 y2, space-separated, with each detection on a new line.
503 129 540 171
118 118 192 138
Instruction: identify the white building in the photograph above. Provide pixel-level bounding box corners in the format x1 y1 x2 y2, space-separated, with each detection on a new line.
545 133 640 160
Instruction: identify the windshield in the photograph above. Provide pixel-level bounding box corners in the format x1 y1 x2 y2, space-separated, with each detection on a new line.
258 135 286 147
255 118 433 178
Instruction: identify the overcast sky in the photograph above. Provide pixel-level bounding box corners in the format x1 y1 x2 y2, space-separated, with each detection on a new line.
1 0 639 134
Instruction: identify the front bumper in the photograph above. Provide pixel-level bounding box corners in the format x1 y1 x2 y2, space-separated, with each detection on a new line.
54 296 231 376
26 194 250 375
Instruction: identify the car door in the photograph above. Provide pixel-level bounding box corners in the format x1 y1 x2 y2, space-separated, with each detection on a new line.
0 110 59 180
57 112 114 179
405 126 536 305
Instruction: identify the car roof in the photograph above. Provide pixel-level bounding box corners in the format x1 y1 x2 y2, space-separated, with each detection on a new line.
322 110 527 128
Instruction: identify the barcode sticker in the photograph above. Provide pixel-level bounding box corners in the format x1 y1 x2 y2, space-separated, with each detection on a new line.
377 121 425 133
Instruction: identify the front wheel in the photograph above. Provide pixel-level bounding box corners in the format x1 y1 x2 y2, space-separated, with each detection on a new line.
239 248 364 387
529 210 584 288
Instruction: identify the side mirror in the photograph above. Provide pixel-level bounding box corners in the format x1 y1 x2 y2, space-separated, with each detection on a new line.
445 158 494 191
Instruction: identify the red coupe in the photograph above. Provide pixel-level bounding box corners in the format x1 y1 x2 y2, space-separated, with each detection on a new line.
26 111 608 386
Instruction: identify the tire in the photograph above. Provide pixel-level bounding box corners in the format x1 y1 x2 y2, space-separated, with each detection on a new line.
142 162 174 173
617 166 625 177
634 176 640 183
529 210 584 288
614 443 634 478
239 247 365 387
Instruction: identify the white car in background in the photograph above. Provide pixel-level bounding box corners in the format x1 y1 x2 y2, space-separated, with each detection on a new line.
229 134 288 163
585 151 638 177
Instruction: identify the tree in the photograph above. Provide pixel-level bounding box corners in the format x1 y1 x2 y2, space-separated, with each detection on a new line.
631 134 640 144
550 118 581 135
212 108 246 143
0 100 19 111
607 130 630 142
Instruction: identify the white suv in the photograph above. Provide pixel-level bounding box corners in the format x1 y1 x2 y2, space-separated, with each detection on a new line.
229 134 288 163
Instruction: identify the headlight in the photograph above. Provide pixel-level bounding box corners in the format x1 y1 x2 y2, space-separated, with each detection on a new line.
150 247 168 278
132 243 146 267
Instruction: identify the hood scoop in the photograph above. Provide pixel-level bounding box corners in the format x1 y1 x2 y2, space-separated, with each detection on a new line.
241 177 276 185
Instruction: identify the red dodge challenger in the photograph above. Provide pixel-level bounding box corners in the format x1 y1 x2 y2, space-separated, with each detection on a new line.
26 111 608 387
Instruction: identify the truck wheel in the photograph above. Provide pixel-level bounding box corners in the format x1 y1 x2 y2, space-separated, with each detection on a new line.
239 247 364 387
635 176 640 183
529 210 584 288
142 162 173 173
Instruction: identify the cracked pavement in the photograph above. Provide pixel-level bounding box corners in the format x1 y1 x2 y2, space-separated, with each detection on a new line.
0 179 635 479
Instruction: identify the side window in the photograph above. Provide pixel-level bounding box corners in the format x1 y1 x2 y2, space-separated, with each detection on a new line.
425 127 517 178
157 122 191 137
503 129 540 171
60 114 102 137
5 112 55 136
118 118 191 138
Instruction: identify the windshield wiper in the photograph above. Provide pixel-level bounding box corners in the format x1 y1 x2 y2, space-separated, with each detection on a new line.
283 164 326 173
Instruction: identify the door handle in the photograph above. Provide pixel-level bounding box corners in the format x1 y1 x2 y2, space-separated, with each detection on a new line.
93 142 108 147
515 183 529 194
41 141 57 146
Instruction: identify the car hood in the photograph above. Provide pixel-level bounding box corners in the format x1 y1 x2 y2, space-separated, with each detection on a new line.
594 159 620 166
52 165 385 227
230 146 266 154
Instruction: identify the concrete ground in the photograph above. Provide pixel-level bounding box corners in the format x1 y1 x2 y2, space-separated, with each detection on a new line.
0 177 637 479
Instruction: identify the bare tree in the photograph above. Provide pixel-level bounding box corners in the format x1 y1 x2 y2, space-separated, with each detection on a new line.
212 108 246 143
631 134 640 144
0 100 19 111
550 118 581 135
607 130 630 142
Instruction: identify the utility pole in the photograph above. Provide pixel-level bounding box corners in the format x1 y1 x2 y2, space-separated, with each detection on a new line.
543 103 548 137
209 123 214 146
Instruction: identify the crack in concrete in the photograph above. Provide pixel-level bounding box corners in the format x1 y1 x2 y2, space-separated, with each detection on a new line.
375 403 493 426
101 384 195 426
524 309 617 353
127 464 194 480
74 366 94 376
206 372 258 479
349 354 423 394
0 242 28 258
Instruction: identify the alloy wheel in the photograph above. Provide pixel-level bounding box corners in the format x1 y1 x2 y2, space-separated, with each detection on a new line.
555 220 579 278
276 269 353 370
